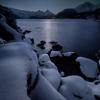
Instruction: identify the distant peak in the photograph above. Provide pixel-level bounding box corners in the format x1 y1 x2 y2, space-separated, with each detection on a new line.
44 10 54 15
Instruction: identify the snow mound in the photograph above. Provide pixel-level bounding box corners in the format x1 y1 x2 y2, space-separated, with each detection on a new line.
0 42 39 100
39 54 57 69
92 83 100 98
50 51 62 57
87 80 100 98
76 57 99 79
59 76 95 100
63 52 76 57
39 54 61 89
30 73 66 100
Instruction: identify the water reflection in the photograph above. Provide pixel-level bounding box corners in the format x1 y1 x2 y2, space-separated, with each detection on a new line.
17 19 100 57
44 20 52 42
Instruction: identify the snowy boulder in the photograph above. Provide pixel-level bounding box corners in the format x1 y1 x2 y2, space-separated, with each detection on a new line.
0 38 6 44
0 42 66 100
63 52 76 57
76 57 99 79
92 83 100 99
30 73 66 100
63 52 78 60
87 80 100 99
39 54 61 89
39 54 58 69
50 50 62 57
0 42 38 100
59 76 95 100
97 74 100 80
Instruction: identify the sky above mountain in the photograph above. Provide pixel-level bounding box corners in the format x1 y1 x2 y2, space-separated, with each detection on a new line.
0 0 100 13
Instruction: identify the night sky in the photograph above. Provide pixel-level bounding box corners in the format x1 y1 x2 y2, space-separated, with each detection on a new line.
0 0 100 13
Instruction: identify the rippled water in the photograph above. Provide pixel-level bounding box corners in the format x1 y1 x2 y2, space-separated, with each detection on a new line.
17 19 100 57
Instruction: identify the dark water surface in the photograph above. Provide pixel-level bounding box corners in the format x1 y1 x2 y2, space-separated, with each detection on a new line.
17 19 100 58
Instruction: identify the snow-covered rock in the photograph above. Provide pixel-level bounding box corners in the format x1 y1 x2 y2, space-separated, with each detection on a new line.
0 42 66 100
0 42 38 100
87 80 100 98
30 73 66 100
39 54 58 69
92 83 100 98
0 38 6 44
63 52 76 57
50 50 62 57
76 57 99 79
59 76 95 100
39 54 61 89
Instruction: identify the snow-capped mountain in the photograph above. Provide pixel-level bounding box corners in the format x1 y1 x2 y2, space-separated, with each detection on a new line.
44 10 55 17
10 8 55 19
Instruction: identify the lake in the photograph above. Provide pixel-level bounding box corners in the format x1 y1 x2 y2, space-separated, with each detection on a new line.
17 19 100 58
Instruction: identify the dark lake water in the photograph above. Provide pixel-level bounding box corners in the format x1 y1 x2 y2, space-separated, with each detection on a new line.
17 19 100 58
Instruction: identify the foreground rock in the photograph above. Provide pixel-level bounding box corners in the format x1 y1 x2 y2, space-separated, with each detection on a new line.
39 54 61 89
59 76 95 100
0 42 66 100
76 57 99 80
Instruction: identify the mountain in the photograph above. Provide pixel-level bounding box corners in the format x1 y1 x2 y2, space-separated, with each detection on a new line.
0 5 20 31
10 8 35 18
76 2 97 12
0 2 100 19
56 8 77 18
44 10 55 18
10 8 55 19
0 4 55 19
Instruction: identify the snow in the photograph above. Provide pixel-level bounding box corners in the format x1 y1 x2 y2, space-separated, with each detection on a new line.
30 72 66 100
0 38 6 44
39 54 61 89
76 57 99 79
0 42 39 100
59 76 95 100
92 83 100 97
50 51 62 57
39 54 57 69
63 52 76 57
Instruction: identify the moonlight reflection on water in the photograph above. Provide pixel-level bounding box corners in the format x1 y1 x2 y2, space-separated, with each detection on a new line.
17 19 100 57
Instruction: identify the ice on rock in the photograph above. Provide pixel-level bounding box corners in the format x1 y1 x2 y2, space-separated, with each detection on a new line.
59 76 95 100
76 57 99 79
39 54 61 89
